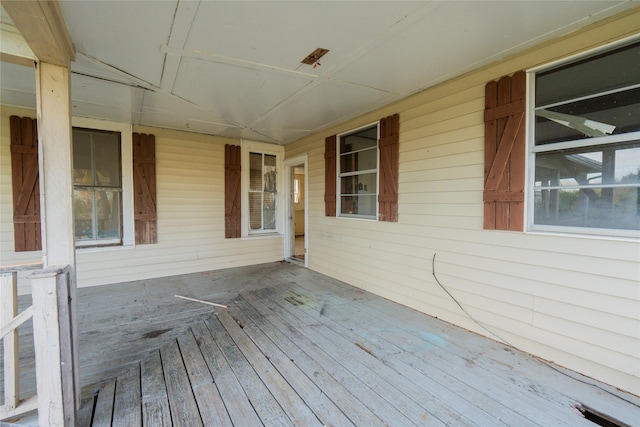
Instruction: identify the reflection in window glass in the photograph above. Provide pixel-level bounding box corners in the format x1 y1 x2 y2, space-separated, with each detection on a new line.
531 40 640 234
338 125 378 218
248 152 277 232
534 142 639 231
72 128 122 244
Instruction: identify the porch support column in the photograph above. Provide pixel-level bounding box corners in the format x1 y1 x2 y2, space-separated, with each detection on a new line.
34 61 79 420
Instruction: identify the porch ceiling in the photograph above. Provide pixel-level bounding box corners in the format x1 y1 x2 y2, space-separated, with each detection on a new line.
0 1 636 145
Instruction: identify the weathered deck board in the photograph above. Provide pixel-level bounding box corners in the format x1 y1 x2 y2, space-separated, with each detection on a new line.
177 330 232 427
239 291 424 426
204 316 294 427
282 278 588 424
232 296 384 426
251 287 450 426
271 282 543 426
140 351 172 427
4 263 640 426
112 365 141 427
225 304 357 427
272 280 582 425
91 378 115 427
160 341 203 427
217 310 323 427
191 322 263 427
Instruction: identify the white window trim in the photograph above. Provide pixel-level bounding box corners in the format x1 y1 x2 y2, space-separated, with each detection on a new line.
336 121 380 221
241 140 284 237
71 117 134 250
525 38 640 240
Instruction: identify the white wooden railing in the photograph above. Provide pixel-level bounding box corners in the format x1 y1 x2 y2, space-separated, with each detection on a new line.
0 262 41 421
1 263 77 426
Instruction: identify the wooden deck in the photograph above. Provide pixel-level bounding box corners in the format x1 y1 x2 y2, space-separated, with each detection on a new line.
3 263 640 426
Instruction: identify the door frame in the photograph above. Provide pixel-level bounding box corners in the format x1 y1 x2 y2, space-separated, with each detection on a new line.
283 154 308 267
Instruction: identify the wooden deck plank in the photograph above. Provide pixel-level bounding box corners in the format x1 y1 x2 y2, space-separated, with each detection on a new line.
227 303 357 427
284 280 588 426
160 340 203 427
91 378 115 427
240 291 419 426
112 364 142 427
253 287 448 427
77 396 95 427
217 309 324 427
140 350 172 427
269 285 509 427
191 321 264 427
204 316 295 427
5 263 639 427
273 283 541 427
282 279 595 426
177 329 233 427
234 295 387 427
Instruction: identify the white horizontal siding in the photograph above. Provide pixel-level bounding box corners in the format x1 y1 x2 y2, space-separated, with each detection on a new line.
0 114 284 293
288 9 640 395
75 125 284 287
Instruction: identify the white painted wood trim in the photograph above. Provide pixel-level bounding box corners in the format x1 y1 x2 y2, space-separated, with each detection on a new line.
1 0 75 66
284 154 309 267
30 266 76 426
1 272 19 411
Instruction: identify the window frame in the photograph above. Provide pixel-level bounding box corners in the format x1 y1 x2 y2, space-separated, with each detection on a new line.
336 122 380 221
71 117 134 250
241 140 284 237
526 38 640 239
73 127 123 247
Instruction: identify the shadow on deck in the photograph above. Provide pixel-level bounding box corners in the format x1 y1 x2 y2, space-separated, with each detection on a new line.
3 262 640 426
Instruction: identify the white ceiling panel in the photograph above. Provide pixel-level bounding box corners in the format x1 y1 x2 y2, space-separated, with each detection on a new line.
140 90 235 129
71 76 132 122
0 61 35 108
138 110 233 138
2 1 637 145
59 0 177 87
172 56 313 126
331 1 634 96
253 80 390 132
185 1 426 73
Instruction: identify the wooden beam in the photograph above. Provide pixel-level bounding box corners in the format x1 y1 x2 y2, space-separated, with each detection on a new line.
1 0 75 66
0 23 36 67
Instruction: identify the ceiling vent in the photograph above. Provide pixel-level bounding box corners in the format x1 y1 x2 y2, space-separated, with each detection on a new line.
301 48 329 65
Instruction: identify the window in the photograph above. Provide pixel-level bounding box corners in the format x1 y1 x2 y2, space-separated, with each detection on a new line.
73 128 123 246
531 40 640 236
249 152 278 232
338 124 379 219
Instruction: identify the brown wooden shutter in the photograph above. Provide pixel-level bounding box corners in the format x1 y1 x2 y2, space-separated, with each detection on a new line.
133 133 157 244
324 135 337 217
10 116 41 252
378 113 400 222
484 71 526 231
225 144 241 238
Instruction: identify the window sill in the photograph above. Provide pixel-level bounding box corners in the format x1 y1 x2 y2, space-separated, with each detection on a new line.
526 227 639 242
336 215 377 221
243 232 282 240
76 244 135 253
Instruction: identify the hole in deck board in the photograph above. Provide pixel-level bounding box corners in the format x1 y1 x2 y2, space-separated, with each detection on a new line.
142 328 172 339
578 405 626 427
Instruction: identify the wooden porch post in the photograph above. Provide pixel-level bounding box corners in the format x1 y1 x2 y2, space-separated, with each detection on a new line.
34 61 79 425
